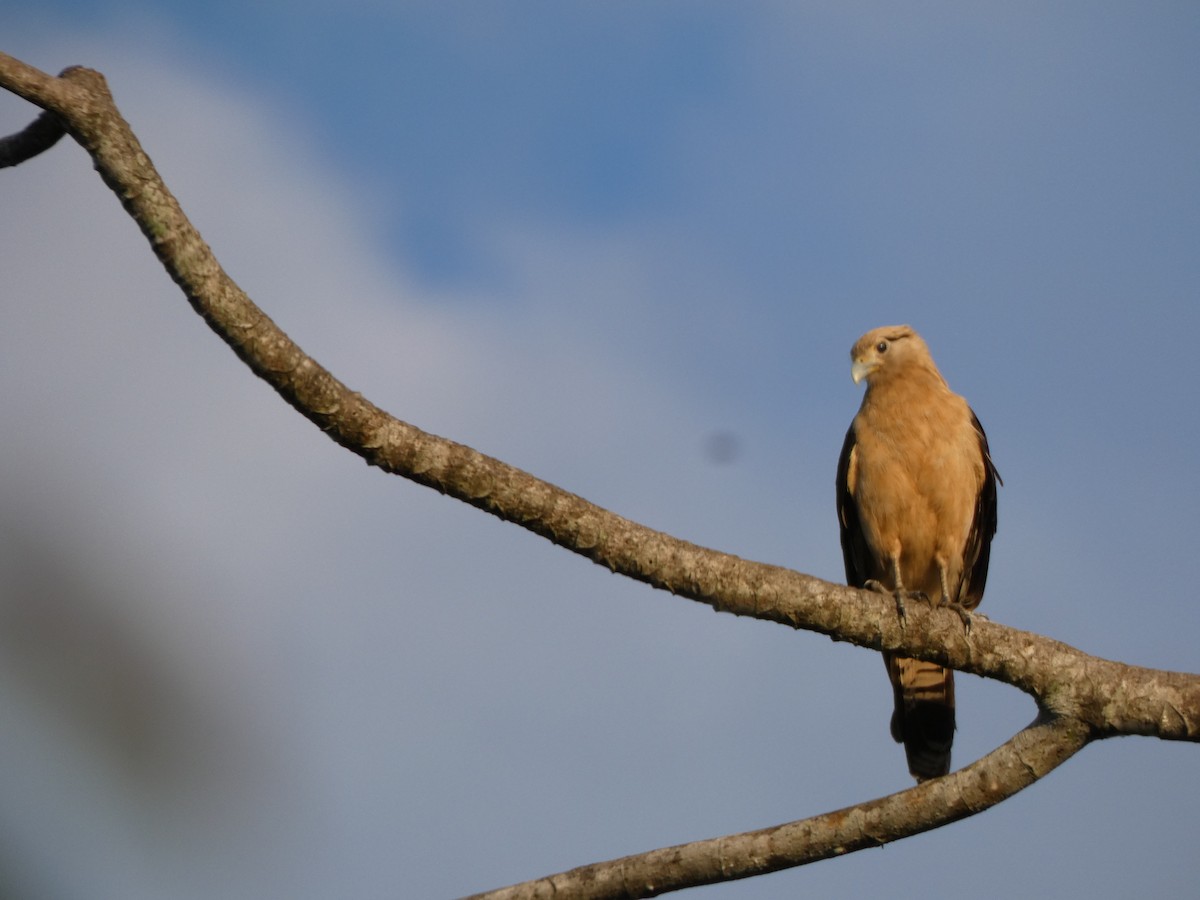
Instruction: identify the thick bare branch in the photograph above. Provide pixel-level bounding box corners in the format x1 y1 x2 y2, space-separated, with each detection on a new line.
1 51 1197 897
464 714 1091 899
0 53 1195 740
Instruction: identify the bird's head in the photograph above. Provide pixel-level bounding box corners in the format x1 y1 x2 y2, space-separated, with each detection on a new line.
849 325 929 385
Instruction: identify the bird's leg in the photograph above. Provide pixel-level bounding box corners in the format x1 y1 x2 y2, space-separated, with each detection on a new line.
938 563 973 634
862 578 906 626
864 555 926 627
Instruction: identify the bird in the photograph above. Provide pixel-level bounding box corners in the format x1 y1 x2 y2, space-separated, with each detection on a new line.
835 325 1000 781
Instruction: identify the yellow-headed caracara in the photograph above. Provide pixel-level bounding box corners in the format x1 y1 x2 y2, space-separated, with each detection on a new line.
836 325 1000 781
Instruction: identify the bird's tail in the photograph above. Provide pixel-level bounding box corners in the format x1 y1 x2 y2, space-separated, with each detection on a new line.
884 653 955 782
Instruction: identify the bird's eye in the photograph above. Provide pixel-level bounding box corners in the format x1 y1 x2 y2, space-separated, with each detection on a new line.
876 341 888 353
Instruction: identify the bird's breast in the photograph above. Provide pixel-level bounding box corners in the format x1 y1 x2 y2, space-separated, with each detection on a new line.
851 404 981 594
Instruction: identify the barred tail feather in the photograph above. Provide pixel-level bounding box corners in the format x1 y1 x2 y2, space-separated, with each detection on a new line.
886 655 956 782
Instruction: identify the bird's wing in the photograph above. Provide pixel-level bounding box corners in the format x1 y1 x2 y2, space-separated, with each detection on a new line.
836 423 873 588
960 410 1001 609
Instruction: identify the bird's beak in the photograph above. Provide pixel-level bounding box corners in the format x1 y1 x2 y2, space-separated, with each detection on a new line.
851 360 873 385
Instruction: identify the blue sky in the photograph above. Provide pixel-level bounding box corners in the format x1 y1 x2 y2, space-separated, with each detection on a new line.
2 4 1199 898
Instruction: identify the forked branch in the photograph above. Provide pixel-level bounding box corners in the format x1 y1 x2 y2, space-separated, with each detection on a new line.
1 52 1196 899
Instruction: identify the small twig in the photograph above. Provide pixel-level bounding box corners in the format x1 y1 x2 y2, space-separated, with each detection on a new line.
0 108 66 167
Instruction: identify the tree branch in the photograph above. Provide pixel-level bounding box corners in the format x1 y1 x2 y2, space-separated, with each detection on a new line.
464 713 1090 899
1 51 1197 898
0 108 65 167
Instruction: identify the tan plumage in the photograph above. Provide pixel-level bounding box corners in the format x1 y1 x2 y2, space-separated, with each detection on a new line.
836 325 999 781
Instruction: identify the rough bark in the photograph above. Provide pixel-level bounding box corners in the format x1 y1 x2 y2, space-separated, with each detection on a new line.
465 715 1090 899
1 52 1196 899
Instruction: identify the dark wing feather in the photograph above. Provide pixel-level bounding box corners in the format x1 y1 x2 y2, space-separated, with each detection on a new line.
836 423 876 588
960 410 1001 609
